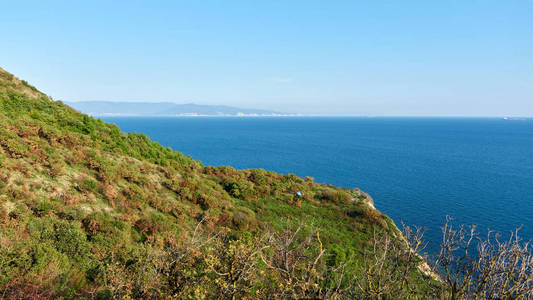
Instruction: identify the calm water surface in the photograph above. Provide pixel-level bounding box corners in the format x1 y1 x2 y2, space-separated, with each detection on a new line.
102 117 533 253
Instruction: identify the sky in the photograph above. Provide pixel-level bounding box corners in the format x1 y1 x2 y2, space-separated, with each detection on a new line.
1 1 532 116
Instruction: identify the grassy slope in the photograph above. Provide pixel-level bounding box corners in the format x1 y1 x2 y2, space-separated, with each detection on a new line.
0 67 422 298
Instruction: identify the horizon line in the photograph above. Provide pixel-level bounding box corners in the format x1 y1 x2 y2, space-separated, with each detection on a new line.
91 114 532 119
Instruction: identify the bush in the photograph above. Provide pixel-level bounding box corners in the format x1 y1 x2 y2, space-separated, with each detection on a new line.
34 201 53 216
231 207 256 230
318 189 352 204
223 179 254 199
79 178 98 193
53 220 92 259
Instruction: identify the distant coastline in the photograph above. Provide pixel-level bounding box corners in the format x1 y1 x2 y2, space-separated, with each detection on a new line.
82 112 302 117
66 101 296 117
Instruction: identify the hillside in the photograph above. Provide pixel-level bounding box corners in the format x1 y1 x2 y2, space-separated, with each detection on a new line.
0 67 433 298
66 101 288 116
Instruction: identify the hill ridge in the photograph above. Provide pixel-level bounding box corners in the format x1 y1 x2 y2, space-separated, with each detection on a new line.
66 101 289 116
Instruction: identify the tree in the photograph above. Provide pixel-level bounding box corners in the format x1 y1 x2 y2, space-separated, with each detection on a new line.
435 216 533 300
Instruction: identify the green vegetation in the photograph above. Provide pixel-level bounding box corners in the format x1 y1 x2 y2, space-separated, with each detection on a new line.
1 67 530 299
0 67 415 298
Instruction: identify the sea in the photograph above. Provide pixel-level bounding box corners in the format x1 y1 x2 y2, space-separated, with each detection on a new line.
101 116 533 254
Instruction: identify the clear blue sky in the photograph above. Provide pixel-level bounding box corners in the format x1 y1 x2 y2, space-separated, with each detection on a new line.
2 1 532 116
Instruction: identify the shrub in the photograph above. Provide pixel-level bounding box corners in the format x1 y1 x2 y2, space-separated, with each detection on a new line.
34 201 53 216
223 179 253 199
318 189 352 204
48 155 66 177
249 169 267 185
79 178 99 194
134 213 170 236
52 220 92 260
231 207 256 230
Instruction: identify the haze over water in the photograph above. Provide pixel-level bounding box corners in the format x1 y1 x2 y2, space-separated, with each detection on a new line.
103 116 533 253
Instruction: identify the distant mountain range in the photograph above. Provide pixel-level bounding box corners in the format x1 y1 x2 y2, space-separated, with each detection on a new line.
66 101 292 116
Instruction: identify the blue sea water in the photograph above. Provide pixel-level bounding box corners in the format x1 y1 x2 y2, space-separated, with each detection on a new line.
101 117 533 253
